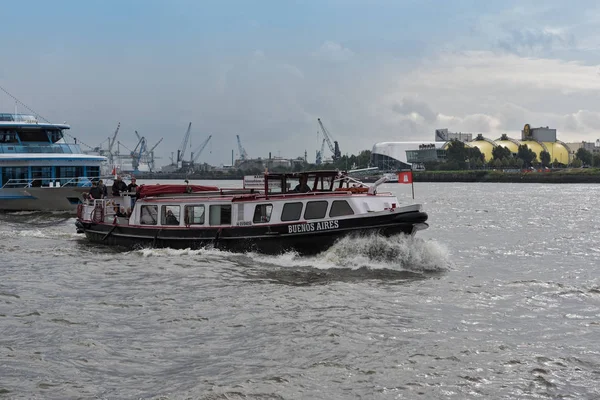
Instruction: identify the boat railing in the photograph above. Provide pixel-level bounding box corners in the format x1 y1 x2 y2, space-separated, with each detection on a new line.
333 175 370 188
82 197 132 223
1 176 101 189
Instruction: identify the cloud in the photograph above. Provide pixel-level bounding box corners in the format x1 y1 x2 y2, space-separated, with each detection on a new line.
391 97 437 123
5 1 600 166
437 113 501 134
399 51 600 94
314 41 354 62
498 27 576 56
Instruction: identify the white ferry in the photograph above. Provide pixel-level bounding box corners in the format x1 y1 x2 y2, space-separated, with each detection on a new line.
0 113 106 211
75 171 428 255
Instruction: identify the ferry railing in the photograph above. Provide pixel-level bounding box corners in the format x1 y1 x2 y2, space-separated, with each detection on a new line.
1 176 107 189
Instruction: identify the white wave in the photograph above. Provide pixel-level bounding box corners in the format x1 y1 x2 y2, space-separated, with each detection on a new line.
135 247 206 258
249 234 451 272
0 229 49 239
5 211 39 216
322 233 450 272
118 234 451 273
132 247 231 259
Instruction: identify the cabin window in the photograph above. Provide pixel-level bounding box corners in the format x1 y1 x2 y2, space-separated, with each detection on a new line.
57 166 84 181
304 201 328 220
1 167 28 187
87 166 101 179
31 166 53 186
18 130 50 142
237 204 244 221
209 205 232 226
161 205 181 226
253 204 273 223
184 205 205 225
140 205 158 225
329 200 354 217
281 202 303 221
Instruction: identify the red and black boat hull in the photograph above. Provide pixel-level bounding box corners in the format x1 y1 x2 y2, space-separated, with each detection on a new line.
76 211 428 255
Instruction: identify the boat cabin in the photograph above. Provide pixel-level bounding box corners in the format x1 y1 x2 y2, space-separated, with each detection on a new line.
101 171 399 229
0 113 104 188
245 170 370 195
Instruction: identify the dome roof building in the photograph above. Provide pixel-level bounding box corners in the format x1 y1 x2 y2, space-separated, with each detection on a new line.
468 134 496 162
494 134 521 154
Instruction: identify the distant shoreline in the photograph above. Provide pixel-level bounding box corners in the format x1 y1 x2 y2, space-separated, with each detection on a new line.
134 169 600 184
414 170 600 183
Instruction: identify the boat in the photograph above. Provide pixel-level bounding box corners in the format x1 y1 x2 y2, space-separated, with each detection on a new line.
75 170 429 255
0 113 106 211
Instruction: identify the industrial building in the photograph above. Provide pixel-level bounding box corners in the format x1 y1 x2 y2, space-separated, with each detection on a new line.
372 141 447 170
371 124 575 170
466 125 571 165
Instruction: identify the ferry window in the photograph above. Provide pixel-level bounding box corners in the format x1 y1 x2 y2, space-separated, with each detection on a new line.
31 166 53 186
161 205 181 226
209 205 232 226
57 166 83 179
329 200 354 217
281 202 303 221
87 166 100 178
304 201 328 220
185 205 205 225
1 167 28 187
253 204 273 223
140 205 158 225
18 130 49 142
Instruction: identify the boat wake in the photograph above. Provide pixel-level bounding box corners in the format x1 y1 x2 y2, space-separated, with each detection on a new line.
0 211 74 227
249 233 451 273
122 234 450 284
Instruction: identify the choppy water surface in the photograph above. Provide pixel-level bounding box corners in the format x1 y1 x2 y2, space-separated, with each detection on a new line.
1 181 599 399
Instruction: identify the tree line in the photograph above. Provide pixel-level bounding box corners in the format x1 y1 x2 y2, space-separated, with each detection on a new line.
426 140 598 171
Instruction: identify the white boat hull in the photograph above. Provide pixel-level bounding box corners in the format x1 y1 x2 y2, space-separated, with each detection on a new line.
0 187 88 211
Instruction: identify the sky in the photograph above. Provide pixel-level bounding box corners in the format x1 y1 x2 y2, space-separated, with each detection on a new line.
1 0 600 167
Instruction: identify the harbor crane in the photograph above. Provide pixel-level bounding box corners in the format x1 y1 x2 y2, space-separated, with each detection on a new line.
134 131 163 172
131 135 147 173
176 122 192 169
317 118 341 161
106 122 120 165
146 138 163 172
190 135 212 166
315 137 326 165
236 135 248 161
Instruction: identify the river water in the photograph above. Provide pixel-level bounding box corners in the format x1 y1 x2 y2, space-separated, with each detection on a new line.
1 181 599 399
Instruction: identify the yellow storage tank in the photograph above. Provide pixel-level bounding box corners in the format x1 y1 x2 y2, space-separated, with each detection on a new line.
521 140 546 162
468 137 496 162
542 142 571 165
495 137 521 154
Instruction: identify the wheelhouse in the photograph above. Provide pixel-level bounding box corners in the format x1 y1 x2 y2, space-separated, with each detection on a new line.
0 114 105 187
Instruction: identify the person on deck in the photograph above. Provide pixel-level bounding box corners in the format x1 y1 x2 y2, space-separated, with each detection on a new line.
111 176 128 196
88 181 103 199
126 178 138 193
98 180 108 198
293 175 311 193
114 206 128 218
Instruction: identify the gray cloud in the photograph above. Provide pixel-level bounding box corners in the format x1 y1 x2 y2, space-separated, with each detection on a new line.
391 97 438 123
498 27 576 55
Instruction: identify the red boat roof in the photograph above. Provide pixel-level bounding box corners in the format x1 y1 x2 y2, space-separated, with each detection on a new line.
137 184 219 198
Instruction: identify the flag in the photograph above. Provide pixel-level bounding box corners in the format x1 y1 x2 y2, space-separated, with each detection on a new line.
398 171 413 184
111 166 117 178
